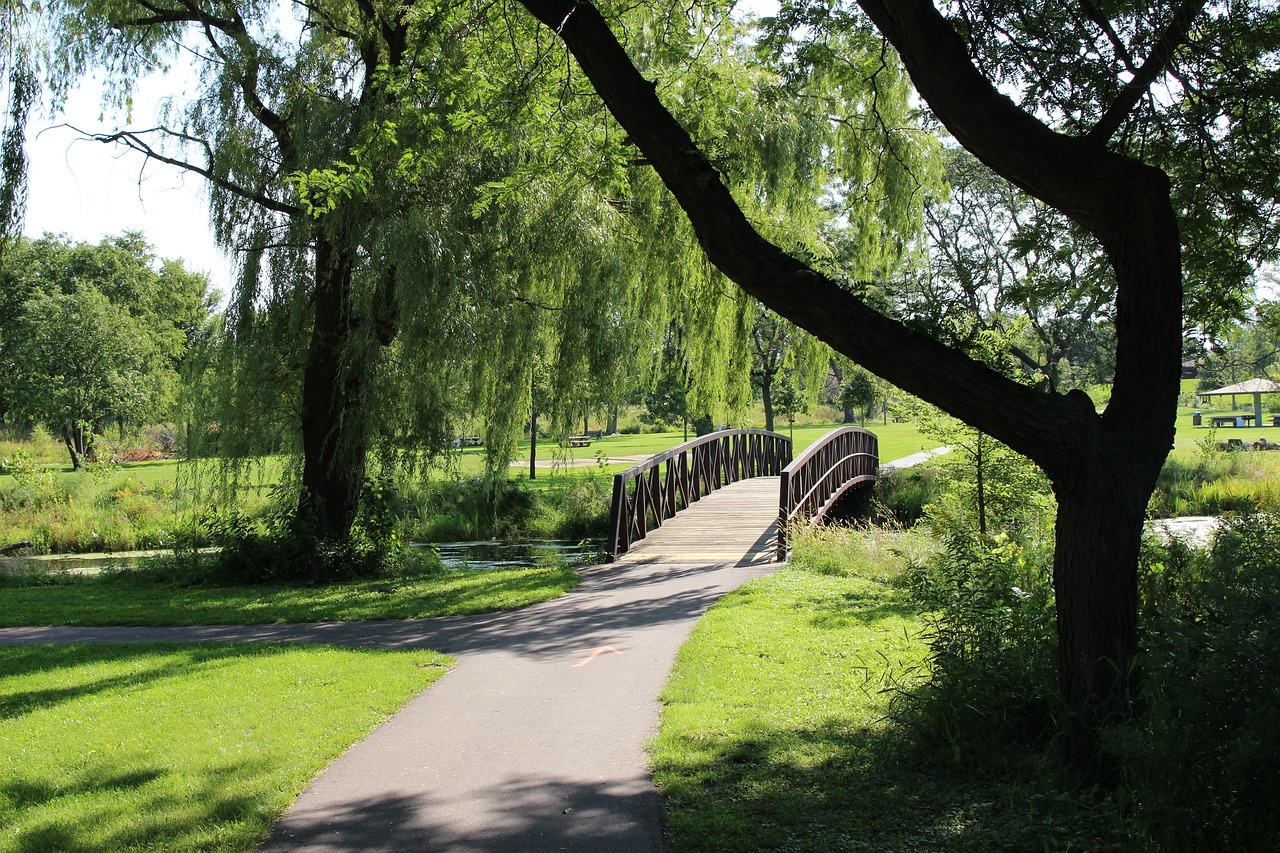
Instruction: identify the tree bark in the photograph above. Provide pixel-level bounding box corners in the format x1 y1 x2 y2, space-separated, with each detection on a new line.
61 423 81 470
529 366 538 481
514 0 1182 731
298 229 368 542
761 370 775 432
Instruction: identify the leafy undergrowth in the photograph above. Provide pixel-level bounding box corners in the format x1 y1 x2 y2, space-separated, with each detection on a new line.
0 565 579 627
0 642 449 852
651 525 1125 852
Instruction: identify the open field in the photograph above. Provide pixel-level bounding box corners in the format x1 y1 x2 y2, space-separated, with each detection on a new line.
1 422 931 554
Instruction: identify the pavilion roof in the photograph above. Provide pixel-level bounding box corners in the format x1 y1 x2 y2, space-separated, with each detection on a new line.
1201 378 1280 395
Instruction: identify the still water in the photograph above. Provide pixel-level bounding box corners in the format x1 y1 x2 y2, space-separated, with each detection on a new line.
415 539 605 571
1 541 604 576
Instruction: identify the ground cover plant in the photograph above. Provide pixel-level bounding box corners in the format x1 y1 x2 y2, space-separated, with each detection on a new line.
0 563 579 627
0 642 449 852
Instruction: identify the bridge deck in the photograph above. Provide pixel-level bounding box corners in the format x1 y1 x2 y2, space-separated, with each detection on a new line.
613 477 780 566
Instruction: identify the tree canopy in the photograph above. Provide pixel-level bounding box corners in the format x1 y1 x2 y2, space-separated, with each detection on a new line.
0 232 215 465
29 0 902 563
509 0 1280 737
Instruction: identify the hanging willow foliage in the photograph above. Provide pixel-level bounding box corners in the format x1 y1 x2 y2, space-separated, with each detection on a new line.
42 0 936 540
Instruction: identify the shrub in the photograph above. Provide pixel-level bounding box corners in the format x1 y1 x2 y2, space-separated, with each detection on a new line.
868 466 940 526
898 530 1059 760
788 520 935 583
1103 516 1280 850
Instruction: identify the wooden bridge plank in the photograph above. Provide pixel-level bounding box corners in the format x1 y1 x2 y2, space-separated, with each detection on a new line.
614 478 780 566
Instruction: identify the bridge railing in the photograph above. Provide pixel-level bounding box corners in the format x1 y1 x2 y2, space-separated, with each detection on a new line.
777 426 878 560
607 429 792 560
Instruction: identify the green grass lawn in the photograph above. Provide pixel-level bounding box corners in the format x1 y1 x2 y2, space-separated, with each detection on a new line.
0 565 579 627
0 642 449 852
651 527 1122 851
3 423 930 491
1173 405 1280 453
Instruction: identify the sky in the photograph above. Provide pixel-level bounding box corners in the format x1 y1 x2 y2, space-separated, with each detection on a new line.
18 0 781 304
22 67 232 298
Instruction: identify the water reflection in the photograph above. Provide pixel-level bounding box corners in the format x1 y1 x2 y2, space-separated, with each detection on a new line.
415 539 604 571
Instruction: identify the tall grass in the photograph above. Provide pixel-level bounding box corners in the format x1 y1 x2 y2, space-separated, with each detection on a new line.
1149 444 1280 517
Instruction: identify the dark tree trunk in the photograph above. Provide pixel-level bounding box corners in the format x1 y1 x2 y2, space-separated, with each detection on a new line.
606 407 619 435
1048 441 1153 736
61 423 81 470
529 366 538 481
298 230 368 543
761 371 775 432
515 0 1182 734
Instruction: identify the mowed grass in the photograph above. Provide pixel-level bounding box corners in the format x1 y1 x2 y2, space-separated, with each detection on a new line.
651 527 931 852
0 566 579 627
0 642 450 852
2 423 929 497
445 421 932 485
651 526 1116 851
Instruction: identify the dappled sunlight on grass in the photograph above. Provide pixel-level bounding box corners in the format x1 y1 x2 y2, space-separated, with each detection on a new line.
0 643 448 852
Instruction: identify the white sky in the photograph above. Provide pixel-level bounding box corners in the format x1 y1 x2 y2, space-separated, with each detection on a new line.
19 0 782 304
22 67 232 299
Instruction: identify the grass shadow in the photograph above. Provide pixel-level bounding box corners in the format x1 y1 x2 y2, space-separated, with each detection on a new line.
657 717 1122 852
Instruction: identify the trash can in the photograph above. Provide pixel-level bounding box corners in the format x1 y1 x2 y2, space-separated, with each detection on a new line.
1193 411 1201 426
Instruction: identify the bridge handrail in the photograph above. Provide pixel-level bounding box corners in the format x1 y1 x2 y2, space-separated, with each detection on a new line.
777 426 878 560
607 429 792 560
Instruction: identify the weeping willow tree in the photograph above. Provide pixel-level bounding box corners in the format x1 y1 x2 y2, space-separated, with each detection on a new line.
0 0 35 257
39 0 921 566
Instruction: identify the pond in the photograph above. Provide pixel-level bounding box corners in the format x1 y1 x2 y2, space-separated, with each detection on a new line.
415 539 605 571
0 540 605 576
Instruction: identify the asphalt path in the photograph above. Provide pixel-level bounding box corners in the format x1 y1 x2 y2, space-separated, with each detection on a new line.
0 552 777 852
0 453 946 851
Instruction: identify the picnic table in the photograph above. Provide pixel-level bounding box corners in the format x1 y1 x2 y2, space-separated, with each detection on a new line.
1210 415 1254 428
566 436 592 448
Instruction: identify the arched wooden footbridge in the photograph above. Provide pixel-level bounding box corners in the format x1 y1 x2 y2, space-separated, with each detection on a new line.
607 427 879 564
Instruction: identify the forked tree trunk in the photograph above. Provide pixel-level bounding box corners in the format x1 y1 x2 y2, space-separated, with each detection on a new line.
61 423 82 470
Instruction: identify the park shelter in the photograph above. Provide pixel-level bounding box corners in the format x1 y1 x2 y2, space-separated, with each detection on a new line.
1201 378 1280 427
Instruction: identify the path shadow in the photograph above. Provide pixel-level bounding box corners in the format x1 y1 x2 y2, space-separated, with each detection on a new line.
261 774 668 853
0 559 777 660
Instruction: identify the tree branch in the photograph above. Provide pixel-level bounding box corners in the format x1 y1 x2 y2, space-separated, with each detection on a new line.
1086 0 1206 146
514 0 1081 465
65 123 302 216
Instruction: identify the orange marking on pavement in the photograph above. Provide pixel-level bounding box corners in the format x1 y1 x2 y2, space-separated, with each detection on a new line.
574 646 623 667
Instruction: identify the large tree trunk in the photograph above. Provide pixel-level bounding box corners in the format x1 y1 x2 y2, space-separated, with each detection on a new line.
514 0 1182 732
298 230 368 542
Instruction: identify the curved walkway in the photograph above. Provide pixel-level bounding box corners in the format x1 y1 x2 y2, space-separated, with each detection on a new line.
0 479 784 852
